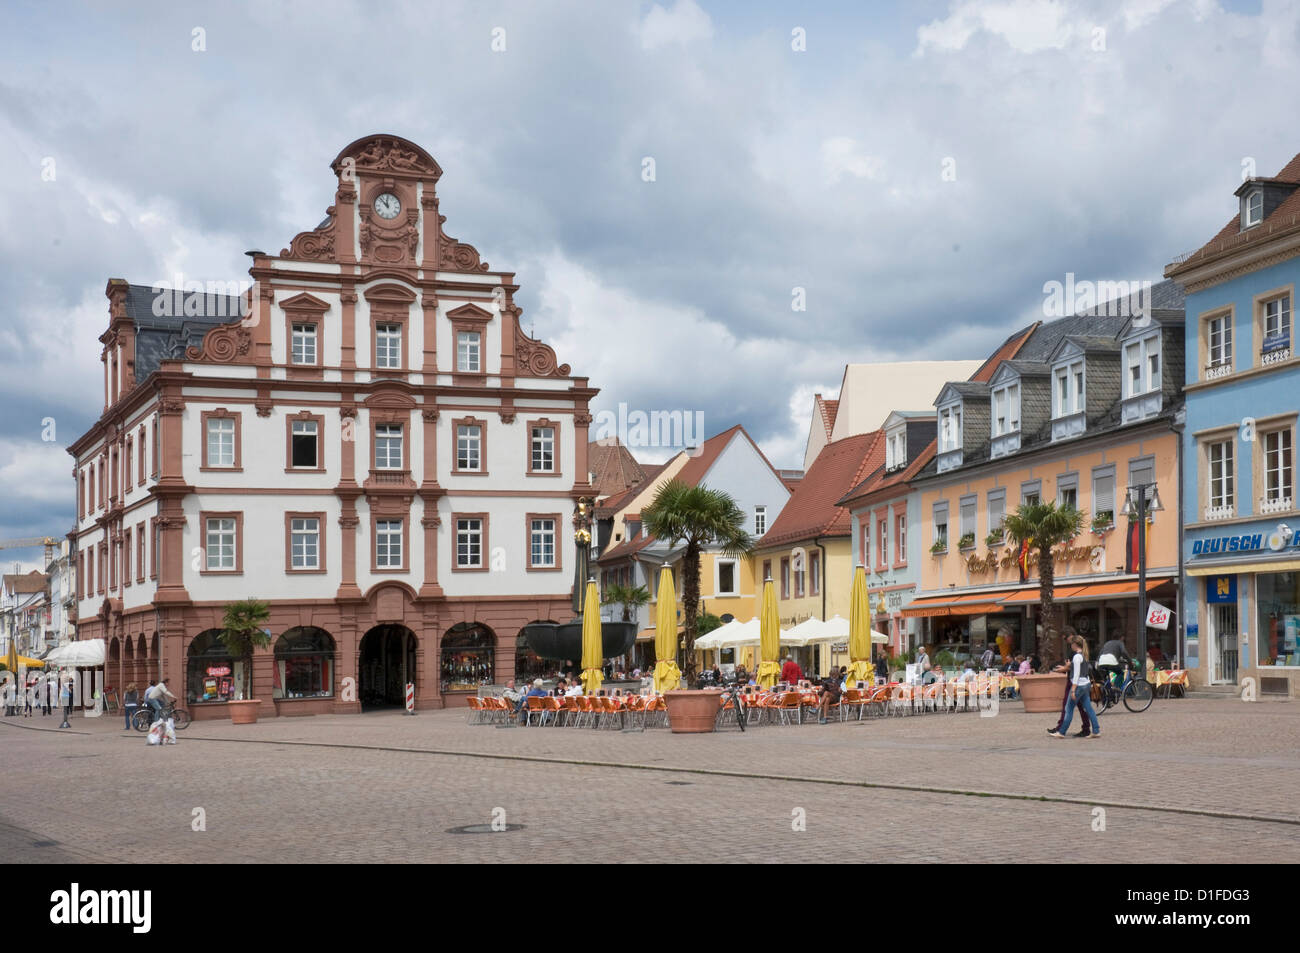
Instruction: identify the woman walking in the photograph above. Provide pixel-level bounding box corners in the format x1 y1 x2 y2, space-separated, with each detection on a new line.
123 683 140 731
1049 634 1100 739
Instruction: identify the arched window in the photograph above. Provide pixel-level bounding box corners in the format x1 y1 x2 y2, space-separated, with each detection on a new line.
274 627 336 699
441 622 495 692
186 629 241 704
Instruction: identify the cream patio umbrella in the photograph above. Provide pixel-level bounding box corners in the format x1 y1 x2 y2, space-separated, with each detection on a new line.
579 580 604 694
843 565 874 688
653 567 682 693
757 577 782 689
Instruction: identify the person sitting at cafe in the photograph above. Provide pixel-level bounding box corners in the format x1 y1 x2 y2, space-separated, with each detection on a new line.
500 678 524 712
817 666 843 724
564 680 583 698
923 664 943 685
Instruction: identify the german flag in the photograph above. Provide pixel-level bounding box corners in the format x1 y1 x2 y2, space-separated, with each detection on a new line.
1017 539 1032 583
1124 518 1149 574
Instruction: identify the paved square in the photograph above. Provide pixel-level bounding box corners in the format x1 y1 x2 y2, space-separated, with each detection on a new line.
2 697 1297 863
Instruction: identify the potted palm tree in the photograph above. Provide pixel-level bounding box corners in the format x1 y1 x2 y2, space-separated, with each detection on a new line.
218 598 271 724
642 480 754 731
1002 501 1083 713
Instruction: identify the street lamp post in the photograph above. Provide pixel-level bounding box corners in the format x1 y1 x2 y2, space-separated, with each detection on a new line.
1122 481 1163 667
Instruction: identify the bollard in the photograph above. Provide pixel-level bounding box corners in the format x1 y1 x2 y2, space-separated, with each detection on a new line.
405 682 416 715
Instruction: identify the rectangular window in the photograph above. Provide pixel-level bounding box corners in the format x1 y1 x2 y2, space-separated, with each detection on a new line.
810 552 821 595
994 388 1008 435
940 406 962 451
1263 294 1292 355
456 424 482 471
375 323 402 369
291 420 319 468
375 424 403 470
456 331 481 373
1056 369 1069 416
1263 429 1293 504
456 518 483 568
1059 485 1077 510
1247 190 1263 226
959 498 976 542
137 524 145 582
290 517 320 570
291 323 317 365
122 534 130 587
530 426 555 472
151 417 159 477
754 505 767 536
933 503 949 550
530 518 556 568
1129 458 1155 494
205 517 237 571
1021 480 1041 506
1125 342 1141 395
1208 439 1235 511
878 518 889 565
149 518 158 578
138 428 147 485
780 557 790 599
1093 468 1115 519
124 438 132 489
78 552 85 600
376 520 403 569
718 559 737 596
1208 314 1232 371
206 417 235 468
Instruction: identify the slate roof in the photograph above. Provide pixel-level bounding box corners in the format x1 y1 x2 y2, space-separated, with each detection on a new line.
123 283 244 380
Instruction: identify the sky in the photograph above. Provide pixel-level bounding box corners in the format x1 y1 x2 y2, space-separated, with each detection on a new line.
0 0 1295 570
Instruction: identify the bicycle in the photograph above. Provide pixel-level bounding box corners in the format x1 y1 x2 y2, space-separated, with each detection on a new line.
132 702 192 732
717 680 750 732
1094 666 1153 714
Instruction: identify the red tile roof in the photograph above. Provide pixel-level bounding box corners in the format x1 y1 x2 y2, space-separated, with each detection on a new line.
761 431 885 548
587 438 647 501
673 424 785 490
2 571 47 594
815 395 839 439
837 437 937 508
970 324 1037 383
596 530 658 564
594 460 670 517
1168 152 1300 277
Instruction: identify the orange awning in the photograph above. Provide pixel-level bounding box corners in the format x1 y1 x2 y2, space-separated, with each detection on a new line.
901 590 1017 618
1000 586 1085 605
900 595 957 618
993 579 1169 606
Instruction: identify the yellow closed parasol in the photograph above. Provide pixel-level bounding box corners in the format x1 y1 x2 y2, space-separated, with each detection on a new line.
653 567 681 693
757 576 781 689
843 564 875 688
579 580 603 694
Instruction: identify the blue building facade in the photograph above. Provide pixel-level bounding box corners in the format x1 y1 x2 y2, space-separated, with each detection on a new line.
1167 154 1300 696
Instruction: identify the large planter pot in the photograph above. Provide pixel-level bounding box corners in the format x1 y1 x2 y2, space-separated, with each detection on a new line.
1016 673 1069 713
663 689 722 733
227 699 262 724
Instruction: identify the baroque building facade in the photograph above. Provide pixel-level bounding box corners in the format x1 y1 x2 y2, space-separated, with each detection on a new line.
69 134 595 716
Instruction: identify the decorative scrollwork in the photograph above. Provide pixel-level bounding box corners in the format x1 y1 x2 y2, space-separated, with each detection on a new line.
514 324 571 378
185 324 252 363
281 210 338 261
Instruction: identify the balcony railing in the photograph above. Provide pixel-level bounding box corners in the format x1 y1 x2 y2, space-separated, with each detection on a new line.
1204 361 1232 381
1261 342 1292 366
1260 495 1294 515
1204 503 1235 521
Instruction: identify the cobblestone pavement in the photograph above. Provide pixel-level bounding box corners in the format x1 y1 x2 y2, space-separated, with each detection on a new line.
2 698 1297 863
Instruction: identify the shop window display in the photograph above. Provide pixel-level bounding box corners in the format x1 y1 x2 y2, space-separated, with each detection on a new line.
442 622 496 692
274 627 335 699
1257 571 1300 668
186 629 245 704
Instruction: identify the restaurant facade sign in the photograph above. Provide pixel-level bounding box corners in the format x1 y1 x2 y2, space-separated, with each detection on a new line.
1190 529 1300 558
965 542 1101 575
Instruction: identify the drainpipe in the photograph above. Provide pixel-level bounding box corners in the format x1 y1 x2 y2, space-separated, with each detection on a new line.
1173 407 1187 670
814 537 829 621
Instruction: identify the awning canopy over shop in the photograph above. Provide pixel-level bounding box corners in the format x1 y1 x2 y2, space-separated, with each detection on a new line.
1187 558 1300 577
900 591 1016 618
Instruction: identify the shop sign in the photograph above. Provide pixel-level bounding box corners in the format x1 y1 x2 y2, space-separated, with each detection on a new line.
1145 600 1172 631
885 588 912 610
1206 575 1237 604
206 665 231 677
1191 530 1300 557
966 543 1100 574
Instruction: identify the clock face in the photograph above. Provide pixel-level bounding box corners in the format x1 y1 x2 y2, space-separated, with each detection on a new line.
373 193 401 219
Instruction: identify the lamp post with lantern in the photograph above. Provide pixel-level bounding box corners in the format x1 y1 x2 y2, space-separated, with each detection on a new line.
1120 481 1163 666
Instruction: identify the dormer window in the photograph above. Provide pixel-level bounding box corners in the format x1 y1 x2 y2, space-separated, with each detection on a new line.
1053 360 1085 418
1246 189 1263 227
1124 334 1161 398
885 429 907 470
991 382 1020 437
939 405 962 452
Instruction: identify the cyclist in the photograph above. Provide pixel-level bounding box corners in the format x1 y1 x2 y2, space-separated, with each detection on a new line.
1096 638 1136 690
145 678 176 722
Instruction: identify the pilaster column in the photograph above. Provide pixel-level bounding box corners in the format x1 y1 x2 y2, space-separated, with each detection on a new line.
340 287 357 373
420 293 438 373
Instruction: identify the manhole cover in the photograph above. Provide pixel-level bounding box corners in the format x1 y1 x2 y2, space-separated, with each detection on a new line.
445 824 525 834
32 841 58 848
665 780 692 785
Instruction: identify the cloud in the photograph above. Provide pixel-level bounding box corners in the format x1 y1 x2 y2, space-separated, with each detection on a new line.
821 137 885 184
916 0 1074 54
638 0 714 50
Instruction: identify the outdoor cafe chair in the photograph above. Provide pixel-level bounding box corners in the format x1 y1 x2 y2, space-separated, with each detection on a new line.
466 696 485 725
525 696 548 726
775 691 803 725
840 688 867 721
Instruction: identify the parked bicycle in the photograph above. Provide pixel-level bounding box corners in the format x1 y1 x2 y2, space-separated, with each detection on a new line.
131 702 191 732
1095 666 1153 714
717 680 750 731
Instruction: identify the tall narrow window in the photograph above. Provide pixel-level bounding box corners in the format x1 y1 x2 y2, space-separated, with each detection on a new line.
137 524 145 582
896 513 906 563
1207 314 1232 371
291 420 319 468
376 520 403 568
530 426 555 472
1263 430 1293 507
375 323 402 369
457 424 482 471
291 323 318 365
878 518 889 564
1246 190 1263 226
205 517 237 571
754 506 767 536
290 517 321 570
456 518 483 568
529 518 556 568
1263 294 1292 360
375 424 403 470
780 557 790 599
123 534 131 587
457 331 481 372
810 552 821 595
206 417 235 468
1208 440 1234 515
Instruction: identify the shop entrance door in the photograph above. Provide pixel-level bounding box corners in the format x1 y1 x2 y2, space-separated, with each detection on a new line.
1210 603 1239 684
358 625 417 709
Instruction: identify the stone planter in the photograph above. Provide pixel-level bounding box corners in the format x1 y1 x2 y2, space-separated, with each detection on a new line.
663 689 722 733
1016 673 1069 713
227 699 262 724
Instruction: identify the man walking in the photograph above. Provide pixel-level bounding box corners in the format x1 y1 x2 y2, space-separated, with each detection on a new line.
780 655 802 685
1045 627 1090 738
